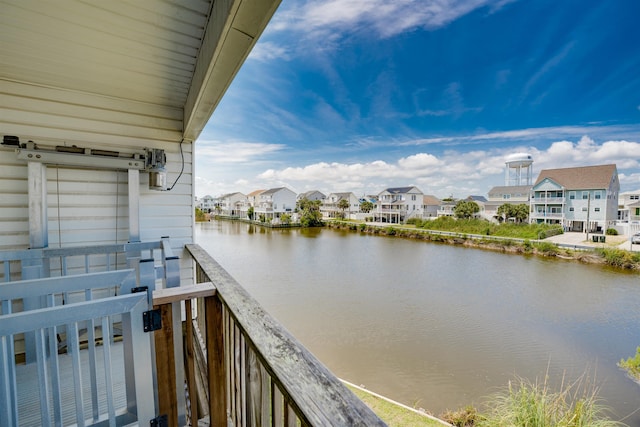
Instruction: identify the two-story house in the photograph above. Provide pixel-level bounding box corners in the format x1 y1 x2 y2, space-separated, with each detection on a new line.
297 190 326 203
373 186 424 223
255 187 297 221
322 192 360 219
530 164 619 233
422 195 442 218
196 195 216 213
218 192 246 217
618 190 640 235
484 185 532 221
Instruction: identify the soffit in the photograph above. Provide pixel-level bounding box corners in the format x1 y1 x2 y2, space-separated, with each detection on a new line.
0 0 280 144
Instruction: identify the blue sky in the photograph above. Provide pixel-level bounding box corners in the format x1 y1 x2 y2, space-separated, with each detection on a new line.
195 0 640 198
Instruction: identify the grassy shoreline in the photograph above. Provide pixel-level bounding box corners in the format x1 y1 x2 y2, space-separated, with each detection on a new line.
326 220 640 272
343 380 451 426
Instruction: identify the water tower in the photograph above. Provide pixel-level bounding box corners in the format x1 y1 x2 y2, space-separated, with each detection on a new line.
505 153 533 186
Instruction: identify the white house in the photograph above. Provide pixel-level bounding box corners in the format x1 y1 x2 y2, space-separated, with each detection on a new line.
196 195 216 212
530 164 619 233
617 190 640 235
484 185 532 221
373 186 424 223
218 192 247 217
297 190 326 202
322 192 360 219
255 187 297 220
422 195 441 218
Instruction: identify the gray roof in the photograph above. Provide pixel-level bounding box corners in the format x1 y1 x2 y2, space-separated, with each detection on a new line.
384 186 421 194
261 187 286 196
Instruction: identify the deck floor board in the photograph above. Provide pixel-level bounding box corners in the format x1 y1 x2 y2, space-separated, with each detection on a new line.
15 341 127 426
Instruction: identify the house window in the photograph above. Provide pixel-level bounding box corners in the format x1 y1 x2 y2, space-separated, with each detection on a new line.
636 208 640 216
569 207 574 212
582 207 587 212
630 195 639 200
594 191 602 200
411 195 416 201
569 191 576 200
503 194 511 199
582 191 589 200
594 207 600 212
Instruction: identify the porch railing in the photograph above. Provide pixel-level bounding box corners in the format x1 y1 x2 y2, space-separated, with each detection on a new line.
1 241 386 426
185 243 385 426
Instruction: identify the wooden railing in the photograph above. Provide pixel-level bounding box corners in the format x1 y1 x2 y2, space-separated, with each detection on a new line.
185 243 386 426
1 241 386 426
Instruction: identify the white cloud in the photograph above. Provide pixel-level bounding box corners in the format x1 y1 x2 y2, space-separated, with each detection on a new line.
196 140 286 163
247 136 640 197
248 42 290 62
270 0 504 44
195 133 640 197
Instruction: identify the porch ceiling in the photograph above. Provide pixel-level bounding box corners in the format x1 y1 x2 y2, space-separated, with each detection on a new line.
0 0 280 145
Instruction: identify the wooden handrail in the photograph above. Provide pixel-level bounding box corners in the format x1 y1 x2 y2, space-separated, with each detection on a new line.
185 243 386 426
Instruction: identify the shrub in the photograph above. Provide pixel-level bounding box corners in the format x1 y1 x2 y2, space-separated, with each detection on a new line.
385 227 396 236
596 248 636 269
605 228 618 235
478 375 622 427
441 405 479 426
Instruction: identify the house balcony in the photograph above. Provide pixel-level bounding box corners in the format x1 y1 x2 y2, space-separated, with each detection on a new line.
530 212 564 219
0 240 384 426
531 197 565 203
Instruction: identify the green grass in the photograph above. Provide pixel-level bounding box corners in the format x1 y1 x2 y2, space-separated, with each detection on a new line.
418 217 563 239
345 383 447 427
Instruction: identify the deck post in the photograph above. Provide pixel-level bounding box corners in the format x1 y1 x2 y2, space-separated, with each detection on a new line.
206 294 227 426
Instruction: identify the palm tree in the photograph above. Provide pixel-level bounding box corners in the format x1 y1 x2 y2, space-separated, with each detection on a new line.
338 198 350 219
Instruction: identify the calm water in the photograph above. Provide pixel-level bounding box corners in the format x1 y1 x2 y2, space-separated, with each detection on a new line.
196 220 640 423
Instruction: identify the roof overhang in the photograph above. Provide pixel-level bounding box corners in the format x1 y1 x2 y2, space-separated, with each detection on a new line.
1 0 280 148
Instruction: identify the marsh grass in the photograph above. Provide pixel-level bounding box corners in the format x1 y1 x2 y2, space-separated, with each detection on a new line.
477 375 623 427
618 346 640 382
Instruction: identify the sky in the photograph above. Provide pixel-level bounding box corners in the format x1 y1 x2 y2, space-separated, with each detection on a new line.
194 0 640 199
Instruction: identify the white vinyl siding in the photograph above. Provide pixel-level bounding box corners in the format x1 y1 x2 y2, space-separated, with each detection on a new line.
0 150 29 250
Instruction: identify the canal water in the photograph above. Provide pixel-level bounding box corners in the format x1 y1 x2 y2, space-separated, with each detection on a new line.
196 220 640 423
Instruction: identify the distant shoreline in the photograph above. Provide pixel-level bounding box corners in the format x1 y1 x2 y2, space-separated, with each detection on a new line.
325 220 640 272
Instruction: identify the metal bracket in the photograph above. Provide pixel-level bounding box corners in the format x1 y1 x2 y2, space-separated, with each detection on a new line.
143 309 162 332
150 414 168 427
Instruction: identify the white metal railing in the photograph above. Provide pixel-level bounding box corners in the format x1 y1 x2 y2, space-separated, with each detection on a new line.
0 239 181 426
531 212 563 218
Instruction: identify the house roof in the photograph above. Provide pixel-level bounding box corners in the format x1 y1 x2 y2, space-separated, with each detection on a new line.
467 195 488 203
1 0 280 146
261 187 292 196
299 190 325 198
220 192 244 199
247 189 266 197
384 186 421 194
488 185 532 195
423 195 442 205
534 164 617 190
330 192 354 200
